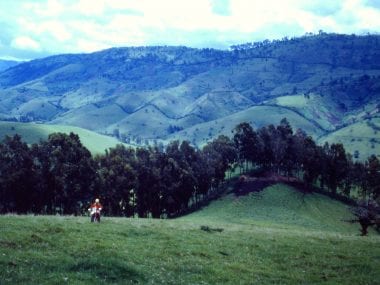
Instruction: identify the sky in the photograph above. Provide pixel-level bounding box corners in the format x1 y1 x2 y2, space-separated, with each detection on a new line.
1 0 380 61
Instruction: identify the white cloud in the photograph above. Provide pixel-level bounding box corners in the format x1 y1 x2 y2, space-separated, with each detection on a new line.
45 21 72 42
22 0 65 17
76 38 111 53
18 18 72 42
353 5 380 30
11 36 41 51
1 0 380 60
0 55 27 61
73 0 106 16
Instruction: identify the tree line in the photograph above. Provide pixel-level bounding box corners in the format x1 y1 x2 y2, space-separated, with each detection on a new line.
0 132 235 217
0 119 379 218
233 119 379 200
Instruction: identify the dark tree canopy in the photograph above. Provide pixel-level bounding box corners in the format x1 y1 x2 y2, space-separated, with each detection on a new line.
0 119 378 226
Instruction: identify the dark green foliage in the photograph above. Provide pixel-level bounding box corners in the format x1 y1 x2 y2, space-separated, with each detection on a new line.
30 132 96 214
134 147 161 217
232 119 379 204
0 119 378 221
0 135 34 213
365 155 380 200
233 122 259 169
324 143 349 194
95 145 136 216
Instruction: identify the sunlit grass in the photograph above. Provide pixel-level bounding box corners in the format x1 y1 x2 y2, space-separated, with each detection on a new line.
1 184 379 284
0 121 130 154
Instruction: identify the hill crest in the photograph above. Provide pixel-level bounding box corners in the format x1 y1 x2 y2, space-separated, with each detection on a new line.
0 33 379 157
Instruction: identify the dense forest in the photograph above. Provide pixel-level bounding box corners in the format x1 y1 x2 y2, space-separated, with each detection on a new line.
0 119 379 220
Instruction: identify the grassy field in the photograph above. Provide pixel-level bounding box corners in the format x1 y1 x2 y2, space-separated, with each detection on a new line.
318 118 380 160
0 121 130 155
1 184 379 284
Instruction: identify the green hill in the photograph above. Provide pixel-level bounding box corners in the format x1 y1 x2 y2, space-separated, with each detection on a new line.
183 184 361 234
0 34 379 157
0 184 379 284
267 94 340 131
318 117 380 160
166 105 325 145
0 121 130 154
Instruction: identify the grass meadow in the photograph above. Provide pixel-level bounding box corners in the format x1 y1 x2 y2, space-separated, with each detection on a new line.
1 184 379 284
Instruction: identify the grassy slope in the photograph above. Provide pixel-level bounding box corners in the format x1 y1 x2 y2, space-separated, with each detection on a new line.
269 94 340 131
183 184 358 233
166 105 325 146
318 118 380 160
51 103 128 132
0 121 129 154
1 184 379 284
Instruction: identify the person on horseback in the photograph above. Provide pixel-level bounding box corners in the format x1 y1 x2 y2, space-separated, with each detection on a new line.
88 198 102 222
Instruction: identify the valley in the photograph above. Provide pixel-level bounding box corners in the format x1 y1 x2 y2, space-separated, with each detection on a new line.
2 3 380 285
0 33 379 159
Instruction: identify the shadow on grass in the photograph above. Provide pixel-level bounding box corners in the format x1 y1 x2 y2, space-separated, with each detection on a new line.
69 257 144 283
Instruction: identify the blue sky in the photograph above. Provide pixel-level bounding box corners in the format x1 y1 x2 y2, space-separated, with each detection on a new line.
1 0 380 61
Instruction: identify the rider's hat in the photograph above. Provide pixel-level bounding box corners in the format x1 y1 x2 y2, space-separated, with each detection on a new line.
95 198 99 203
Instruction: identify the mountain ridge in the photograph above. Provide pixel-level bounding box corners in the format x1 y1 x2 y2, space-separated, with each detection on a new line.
0 59 20 72
0 33 379 158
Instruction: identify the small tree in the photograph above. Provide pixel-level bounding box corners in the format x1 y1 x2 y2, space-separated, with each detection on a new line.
350 199 380 236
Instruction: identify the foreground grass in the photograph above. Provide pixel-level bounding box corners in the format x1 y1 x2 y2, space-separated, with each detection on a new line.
1 185 379 284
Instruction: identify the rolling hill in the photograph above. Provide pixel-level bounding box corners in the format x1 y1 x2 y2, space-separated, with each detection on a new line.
184 183 360 233
0 183 379 284
166 105 325 146
0 121 130 154
0 33 379 157
318 117 380 160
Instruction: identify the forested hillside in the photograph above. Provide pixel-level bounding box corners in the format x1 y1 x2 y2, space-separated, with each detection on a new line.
0 33 379 159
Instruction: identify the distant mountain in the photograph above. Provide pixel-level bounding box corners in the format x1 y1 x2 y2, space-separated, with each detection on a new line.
0 59 19 72
0 33 379 159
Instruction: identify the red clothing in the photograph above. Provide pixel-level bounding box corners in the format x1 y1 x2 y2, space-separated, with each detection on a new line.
89 202 102 215
90 202 102 210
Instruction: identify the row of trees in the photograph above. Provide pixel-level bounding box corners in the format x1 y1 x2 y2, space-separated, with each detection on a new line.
233 119 380 200
0 133 235 217
0 119 379 217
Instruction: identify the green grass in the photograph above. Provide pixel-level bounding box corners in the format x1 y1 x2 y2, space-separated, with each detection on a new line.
270 93 339 131
184 184 361 233
318 118 380 160
1 184 379 284
166 105 325 146
0 121 130 154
